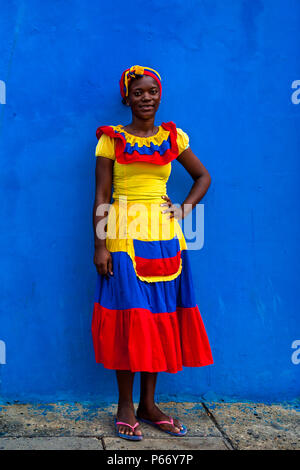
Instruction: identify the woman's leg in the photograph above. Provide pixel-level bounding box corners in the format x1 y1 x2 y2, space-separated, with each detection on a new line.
115 370 142 436
136 372 183 433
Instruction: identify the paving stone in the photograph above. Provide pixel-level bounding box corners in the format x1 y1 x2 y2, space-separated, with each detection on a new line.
0 401 298 450
103 436 228 450
0 402 219 438
0 437 103 450
0 402 112 437
205 402 300 450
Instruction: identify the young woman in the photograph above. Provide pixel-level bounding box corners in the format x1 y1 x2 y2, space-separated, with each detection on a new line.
92 65 213 441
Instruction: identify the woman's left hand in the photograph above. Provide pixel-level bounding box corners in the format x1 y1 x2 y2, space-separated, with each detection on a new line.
160 195 183 220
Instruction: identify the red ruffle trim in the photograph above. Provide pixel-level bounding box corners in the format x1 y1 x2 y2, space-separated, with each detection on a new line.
91 303 214 373
95 122 179 165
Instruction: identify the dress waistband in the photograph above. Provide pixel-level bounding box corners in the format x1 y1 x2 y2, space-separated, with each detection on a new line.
112 196 167 205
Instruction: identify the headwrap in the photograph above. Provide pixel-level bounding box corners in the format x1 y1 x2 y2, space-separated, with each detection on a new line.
119 65 162 99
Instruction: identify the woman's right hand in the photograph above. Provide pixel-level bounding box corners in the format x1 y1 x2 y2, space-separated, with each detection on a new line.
94 246 113 277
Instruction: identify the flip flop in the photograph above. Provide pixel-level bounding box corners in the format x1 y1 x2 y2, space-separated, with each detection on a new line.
137 416 187 436
115 418 143 441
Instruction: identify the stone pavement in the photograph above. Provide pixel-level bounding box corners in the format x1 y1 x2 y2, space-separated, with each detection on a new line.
0 401 299 450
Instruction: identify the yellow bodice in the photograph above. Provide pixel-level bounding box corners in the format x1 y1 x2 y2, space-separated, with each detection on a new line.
112 160 171 202
95 124 189 202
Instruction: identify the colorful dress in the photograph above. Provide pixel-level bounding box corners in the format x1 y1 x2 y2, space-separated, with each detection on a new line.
91 121 213 373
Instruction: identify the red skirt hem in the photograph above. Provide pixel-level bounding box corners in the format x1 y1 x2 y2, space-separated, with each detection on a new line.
91 303 214 374
92 362 213 374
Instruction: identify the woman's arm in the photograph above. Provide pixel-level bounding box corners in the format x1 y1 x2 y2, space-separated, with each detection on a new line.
93 156 114 277
161 147 211 219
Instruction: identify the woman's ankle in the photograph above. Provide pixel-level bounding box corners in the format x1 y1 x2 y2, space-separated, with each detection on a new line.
137 401 155 414
117 399 135 411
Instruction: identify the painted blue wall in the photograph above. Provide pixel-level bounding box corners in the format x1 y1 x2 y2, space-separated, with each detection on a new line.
0 0 299 403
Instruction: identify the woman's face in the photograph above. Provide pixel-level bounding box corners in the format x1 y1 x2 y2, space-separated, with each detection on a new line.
126 75 161 119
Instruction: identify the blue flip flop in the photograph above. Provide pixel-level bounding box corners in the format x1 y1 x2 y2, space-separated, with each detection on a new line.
137 416 187 436
115 418 143 441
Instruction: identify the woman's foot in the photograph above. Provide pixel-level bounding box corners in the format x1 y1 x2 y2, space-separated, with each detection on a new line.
116 402 142 437
136 403 183 434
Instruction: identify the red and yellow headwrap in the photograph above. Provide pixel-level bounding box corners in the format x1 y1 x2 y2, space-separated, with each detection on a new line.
119 65 162 99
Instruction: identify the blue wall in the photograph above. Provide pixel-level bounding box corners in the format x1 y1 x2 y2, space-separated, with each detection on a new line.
0 0 299 403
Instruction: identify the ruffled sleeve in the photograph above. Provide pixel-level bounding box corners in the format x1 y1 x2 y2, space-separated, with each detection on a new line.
95 133 116 160
176 128 190 156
